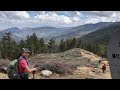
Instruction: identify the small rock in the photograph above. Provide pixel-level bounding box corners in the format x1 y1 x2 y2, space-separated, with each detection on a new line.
41 70 52 77
91 70 95 72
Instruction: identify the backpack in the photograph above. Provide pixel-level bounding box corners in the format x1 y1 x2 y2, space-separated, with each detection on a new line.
7 59 20 79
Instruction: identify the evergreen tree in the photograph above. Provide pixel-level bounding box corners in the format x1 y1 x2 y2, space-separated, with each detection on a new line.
70 37 77 48
65 39 70 50
47 38 56 54
76 39 81 48
32 33 39 55
25 33 39 55
59 38 65 52
19 39 25 49
1 32 18 60
39 38 45 53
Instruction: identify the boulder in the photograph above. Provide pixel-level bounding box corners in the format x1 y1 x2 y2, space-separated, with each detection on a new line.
41 70 52 77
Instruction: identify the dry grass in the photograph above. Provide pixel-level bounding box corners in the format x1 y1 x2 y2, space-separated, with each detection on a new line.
35 61 78 75
0 73 8 79
0 59 10 67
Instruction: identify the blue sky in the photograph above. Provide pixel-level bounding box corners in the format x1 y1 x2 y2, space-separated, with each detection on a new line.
0 11 119 30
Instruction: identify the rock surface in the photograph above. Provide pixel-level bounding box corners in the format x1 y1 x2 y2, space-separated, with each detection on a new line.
41 70 52 77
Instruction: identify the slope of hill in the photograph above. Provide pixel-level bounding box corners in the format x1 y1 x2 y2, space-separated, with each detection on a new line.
28 48 111 79
80 22 120 44
53 22 113 41
0 48 111 79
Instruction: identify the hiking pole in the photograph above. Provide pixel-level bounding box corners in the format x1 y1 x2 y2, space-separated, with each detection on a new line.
32 71 36 79
32 65 38 79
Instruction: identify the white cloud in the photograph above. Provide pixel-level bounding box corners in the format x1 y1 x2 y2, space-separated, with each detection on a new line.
34 12 72 25
15 11 30 19
76 11 81 16
1 11 120 30
0 11 30 20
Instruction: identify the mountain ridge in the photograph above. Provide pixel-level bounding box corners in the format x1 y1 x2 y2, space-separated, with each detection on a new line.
0 22 115 42
80 22 120 44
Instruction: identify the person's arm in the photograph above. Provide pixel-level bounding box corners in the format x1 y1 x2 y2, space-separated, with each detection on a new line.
25 65 37 73
20 60 37 73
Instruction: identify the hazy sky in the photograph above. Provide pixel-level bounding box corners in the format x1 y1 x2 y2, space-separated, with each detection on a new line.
0 11 119 30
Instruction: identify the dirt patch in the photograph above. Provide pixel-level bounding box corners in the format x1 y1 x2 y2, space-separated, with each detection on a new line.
0 73 8 79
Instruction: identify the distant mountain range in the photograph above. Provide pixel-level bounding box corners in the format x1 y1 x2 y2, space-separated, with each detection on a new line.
0 22 118 44
80 22 120 45
53 22 113 41
0 26 72 42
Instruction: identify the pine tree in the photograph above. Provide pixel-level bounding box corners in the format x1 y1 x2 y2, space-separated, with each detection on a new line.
76 39 81 48
47 38 56 54
19 39 25 49
25 33 39 55
59 38 65 52
25 35 33 55
94 44 99 54
39 38 45 53
70 37 77 49
1 32 18 60
10 40 20 60
32 33 39 55
97 44 106 57
65 39 70 50
25 35 31 48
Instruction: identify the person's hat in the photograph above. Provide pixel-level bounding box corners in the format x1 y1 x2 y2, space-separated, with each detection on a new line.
21 48 31 52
